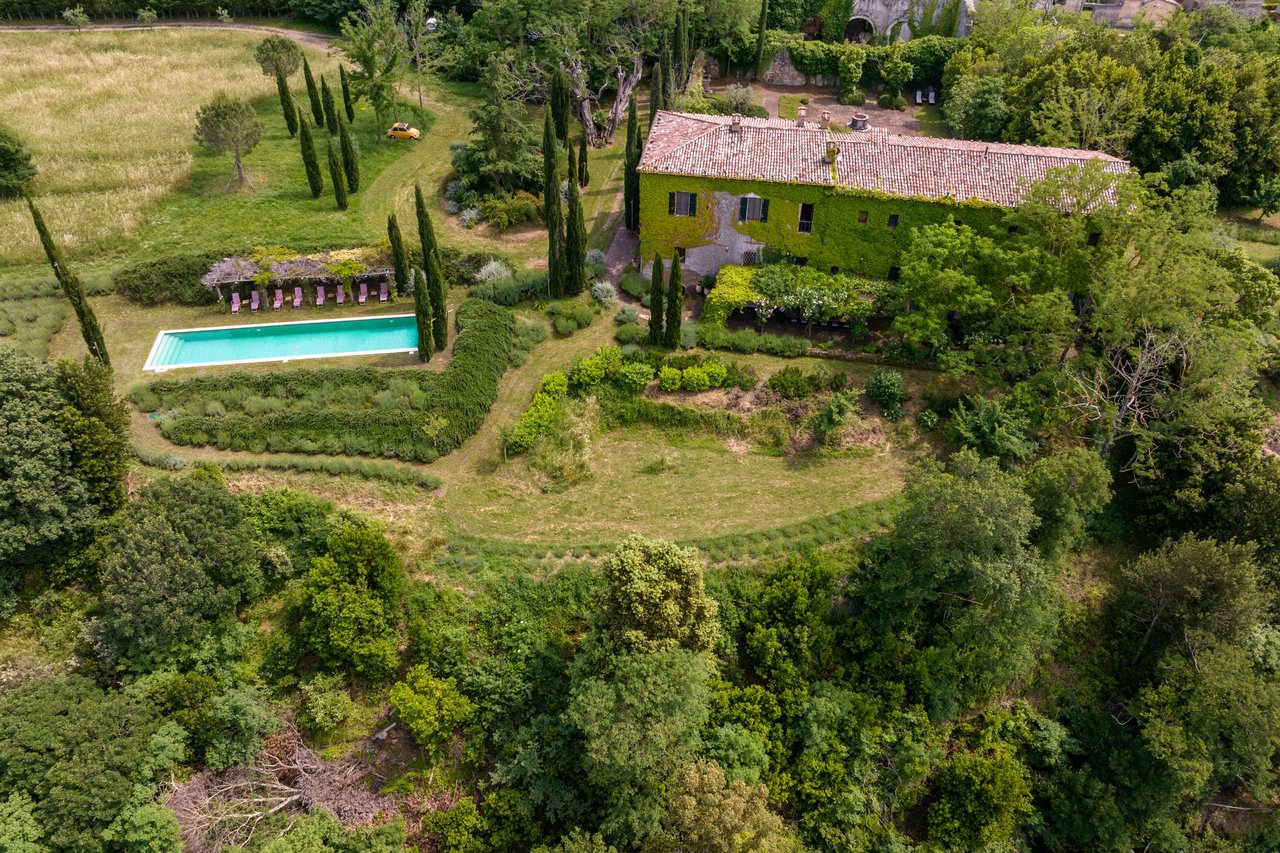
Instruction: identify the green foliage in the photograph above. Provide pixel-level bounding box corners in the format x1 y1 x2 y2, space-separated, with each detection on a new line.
299 673 357 735
327 139 347 210
928 748 1033 850
139 299 514 462
506 373 569 455
26 195 109 366
0 122 36 199
649 255 666 345
765 365 814 400
194 91 262 184
0 676 184 852
263 810 407 851
391 665 475 757
255 35 302 78
1021 448 1111 559
114 250 223 306
950 395 1036 466
697 324 811 358
658 366 682 392
297 523 404 681
601 535 719 655
297 112 323 199
864 368 905 419
547 301 595 337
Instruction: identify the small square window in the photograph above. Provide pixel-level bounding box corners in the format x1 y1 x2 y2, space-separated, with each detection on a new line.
858 210 869 224
887 214 900 228
1087 231 1101 247
887 266 901 281
799 202 815 234
742 250 759 265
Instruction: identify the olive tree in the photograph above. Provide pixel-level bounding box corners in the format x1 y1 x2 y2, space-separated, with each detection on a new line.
194 92 263 186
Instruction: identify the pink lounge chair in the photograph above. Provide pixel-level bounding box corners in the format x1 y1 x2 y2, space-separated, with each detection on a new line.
378 281 388 303
230 292 241 314
273 288 283 310
250 291 261 311
316 285 326 307
336 284 345 305
293 286 303 308
358 282 368 304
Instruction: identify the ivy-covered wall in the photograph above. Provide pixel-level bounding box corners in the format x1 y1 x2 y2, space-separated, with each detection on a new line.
639 171 1007 279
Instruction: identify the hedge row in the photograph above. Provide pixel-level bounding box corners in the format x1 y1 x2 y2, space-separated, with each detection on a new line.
133 445 443 488
134 299 514 462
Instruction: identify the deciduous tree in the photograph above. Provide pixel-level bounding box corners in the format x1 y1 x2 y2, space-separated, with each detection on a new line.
601 535 718 654
194 92 263 186
390 665 474 757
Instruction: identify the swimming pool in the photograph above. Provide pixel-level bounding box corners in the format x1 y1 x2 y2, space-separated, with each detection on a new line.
143 314 419 371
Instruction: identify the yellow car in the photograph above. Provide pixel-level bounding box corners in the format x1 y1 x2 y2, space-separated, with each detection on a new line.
386 122 422 140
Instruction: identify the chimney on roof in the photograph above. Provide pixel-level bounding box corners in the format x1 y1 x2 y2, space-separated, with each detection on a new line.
730 114 742 134
850 112 869 131
796 105 807 127
820 110 831 130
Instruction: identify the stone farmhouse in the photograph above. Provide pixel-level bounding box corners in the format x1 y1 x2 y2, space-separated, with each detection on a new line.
636 109 1129 281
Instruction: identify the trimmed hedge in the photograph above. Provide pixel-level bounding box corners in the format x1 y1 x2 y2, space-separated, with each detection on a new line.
134 299 514 462
133 445 443 488
113 251 224 306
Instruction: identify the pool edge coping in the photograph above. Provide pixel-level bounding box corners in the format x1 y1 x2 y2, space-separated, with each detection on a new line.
143 312 419 372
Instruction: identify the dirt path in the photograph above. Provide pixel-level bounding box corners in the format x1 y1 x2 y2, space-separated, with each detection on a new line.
0 20 334 48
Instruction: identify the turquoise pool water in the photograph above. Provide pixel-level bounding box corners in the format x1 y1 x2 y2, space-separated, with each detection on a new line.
144 314 418 370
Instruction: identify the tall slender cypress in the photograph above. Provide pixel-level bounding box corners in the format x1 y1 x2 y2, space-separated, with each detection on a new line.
275 67 298 138
303 57 324 127
624 94 640 232
321 75 338 135
414 267 434 362
26 194 109 366
753 0 769 81
673 8 689 93
338 114 360 192
578 134 589 187
550 69 570 143
565 145 587 296
339 64 355 123
648 253 665 345
664 251 684 348
660 34 673 105
650 63 664 127
298 108 323 198
543 111 565 297
415 183 449 350
388 212 409 295
327 140 347 210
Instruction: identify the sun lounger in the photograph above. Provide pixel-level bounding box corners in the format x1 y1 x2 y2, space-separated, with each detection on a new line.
379 281 388 303
293 286 303 308
230 292 241 314
250 291 260 311
916 89 923 105
928 89 936 105
273 288 283 310
358 282 368 304
336 284 345 305
316 285 326 307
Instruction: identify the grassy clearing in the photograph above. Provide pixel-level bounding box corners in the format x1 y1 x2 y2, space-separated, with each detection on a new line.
914 103 948 138
0 28 345 266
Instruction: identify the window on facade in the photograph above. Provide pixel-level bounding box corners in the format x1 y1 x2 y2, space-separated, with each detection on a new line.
742 250 759 265
799 203 815 233
1087 231 1101 247
858 210 869 224
830 266 840 275
887 214 900 228
668 191 697 217
887 266 901 281
795 256 808 266
675 247 687 260
739 196 769 223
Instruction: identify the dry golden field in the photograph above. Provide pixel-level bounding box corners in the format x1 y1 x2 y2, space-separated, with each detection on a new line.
0 28 338 266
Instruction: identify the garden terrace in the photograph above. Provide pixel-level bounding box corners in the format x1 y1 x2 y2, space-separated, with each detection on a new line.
201 248 395 302
132 299 513 462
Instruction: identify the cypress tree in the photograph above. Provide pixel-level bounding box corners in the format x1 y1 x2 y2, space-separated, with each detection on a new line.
414 267 434 362
275 67 298 138
338 114 360 192
664 251 684 348
650 63 664 128
303 57 324 127
754 0 769 81
26 194 109 366
388 212 409 295
328 139 347 210
673 7 689 93
578 134 589 187
550 70 570 143
660 33 673 105
565 145 587 296
321 75 338 135
648 253 665 345
415 183 449 351
543 110 565 297
624 94 640 232
298 110 323 198
339 63 355 123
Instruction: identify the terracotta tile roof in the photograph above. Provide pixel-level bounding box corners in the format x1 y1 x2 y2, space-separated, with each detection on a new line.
638 111 1129 208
